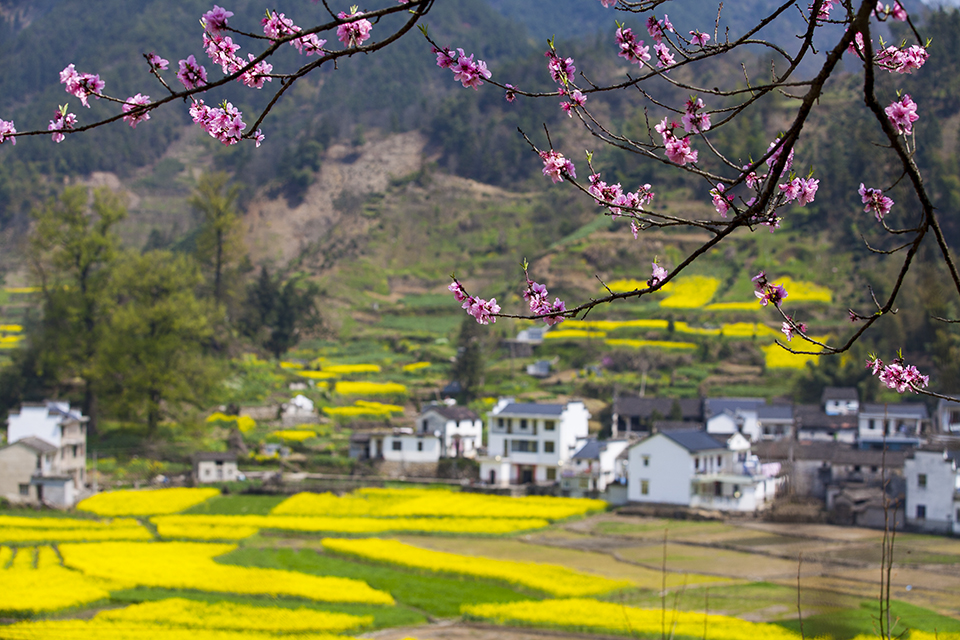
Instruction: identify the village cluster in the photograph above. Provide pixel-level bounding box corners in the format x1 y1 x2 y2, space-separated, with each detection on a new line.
1 385 958 538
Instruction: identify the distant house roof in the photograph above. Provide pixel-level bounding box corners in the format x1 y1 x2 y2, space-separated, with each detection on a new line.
860 403 929 419
497 403 565 417
193 452 237 463
794 404 857 430
757 404 794 421
821 387 859 403
614 396 703 421
661 429 727 452
14 436 58 454
703 398 765 418
652 420 704 433
752 440 907 467
422 404 479 421
572 438 603 460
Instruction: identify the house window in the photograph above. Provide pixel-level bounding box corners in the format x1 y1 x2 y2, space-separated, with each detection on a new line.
717 456 722 467
504 440 509 456
498 418 504 428
951 410 960 424
510 440 538 453
392 441 402 451
544 441 555 453
417 441 423 451
871 466 878 473
918 474 927 488
19 484 29 496
853 465 861 472
421 420 428 432
643 455 650 467
916 504 926 519
520 419 528 429
546 468 556 481
695 457 700 470
641 479 649 495
544 421 555 431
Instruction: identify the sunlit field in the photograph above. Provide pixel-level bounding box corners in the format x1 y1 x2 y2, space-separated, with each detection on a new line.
3 487 959 640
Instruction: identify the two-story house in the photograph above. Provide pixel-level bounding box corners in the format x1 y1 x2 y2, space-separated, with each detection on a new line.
936 398 960 434
626 429 780 512
560 438 630 493
822 387 860 416
481 398 590 486
0 437 79 507
416 403 483 458
904 447 960 535
857 403 927 450
7 401 88 494
704 397 765 441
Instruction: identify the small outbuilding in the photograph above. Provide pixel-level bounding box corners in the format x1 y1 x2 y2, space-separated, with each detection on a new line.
192 452 240 483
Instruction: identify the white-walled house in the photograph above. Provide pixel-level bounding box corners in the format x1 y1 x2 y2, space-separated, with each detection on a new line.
936 398 960 434
480 398 590 486
416 403 482 458
822 387 860 416
560 438 630 493
369 430 441 464
904 448 960 535
7 401 88 492
704 398 764 441
193 452 241 483
627 429 780 512
858 403 926 450
0 437 78 508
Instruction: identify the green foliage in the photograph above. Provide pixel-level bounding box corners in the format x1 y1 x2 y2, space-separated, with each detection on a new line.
189 172 245 308
180 494 287 516
220 547 535 617
240 267 322 359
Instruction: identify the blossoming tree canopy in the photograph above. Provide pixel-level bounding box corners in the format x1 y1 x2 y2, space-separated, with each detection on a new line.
0 0 954 398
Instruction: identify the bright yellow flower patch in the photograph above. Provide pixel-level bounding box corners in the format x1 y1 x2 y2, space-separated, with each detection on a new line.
605 339 697 350
0 624 353 640
94 597 372 632
0 545 119 614
204 413 256 433
151 514 550 537
77 488 221 516
544 329 607 339
605 279 648 292
270 429 317 441
335 381 408 395
0 324 23 332
659 276 721 308
402 361 431 372
761 339 827 369
777 276 832 303
5 286 40 293
296 370 338 379
717 322 780 338
462 598 804 640
272 488 605 521
279 361 304 369
565 319 669 331
323 364 381 374
0 515 152 544
323 538 632 597
60 541 394 604
704 301 759 311
324 400 405 417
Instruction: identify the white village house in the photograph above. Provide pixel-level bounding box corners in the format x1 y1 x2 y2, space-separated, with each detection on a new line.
416 403 482 458
3 401 89 506
192 452 241 483
0 437 79 508
857 403 926 450
627 429 781 512
904 447 960 535
560 437 629 494
480 398 590 486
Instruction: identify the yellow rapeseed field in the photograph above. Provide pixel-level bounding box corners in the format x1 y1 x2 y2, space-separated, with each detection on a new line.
296 370 338 379
205 413 256 433
0 624 355 640
271 488 605 521
323 364 381 374
761 339 827 369
77 488 220 516
605 339 697 350
270 429 317 441
151 514 550 537
564 319 669 331
323 538 632 597
59 541 395 604
334 381 408 395
0 545 120 614
462 598 804 640
659 276 721 308
0 515 152 544
401 361 431 372
324 400 405 417
544 329 607 339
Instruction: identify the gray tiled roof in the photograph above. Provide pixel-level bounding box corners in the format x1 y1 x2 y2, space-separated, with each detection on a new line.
704 398 765 417
9 436 57 454
423 404 479 421
661 429 726 452
572 438 603 460
757 404 794 420
498 403 565 416
821 386 859 402
861 403 929 419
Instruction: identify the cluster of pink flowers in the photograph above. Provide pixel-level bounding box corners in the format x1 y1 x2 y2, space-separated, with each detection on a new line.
545 51 576 85
646 15 673 43
434 48 491 89
0 119 16 145
202 32 275 87
615 27 651 67
560 89 587 116
653 42 675 68
177 55 208 90
876 44 928 74
189 99 254 146
448 280 500 325
867 354 929 393
336 10 373 48
202 5 233 34
122 94 151 128
655 118 697 165
597 0 616 6
858 184 894 221
649 261 668 287
146 52 169 71
885 94 919 134
778 176 819 206
59 64 105 108
710 184 734 217
780 316 807 341
681 97 711 134
875 1 907 21
753 271 788 307
540 150 576 183
523 279 566 326
810 0 837 24
588 174 654 216
689 30 710 47
765 136 795 176
48 107 77 143
261 11 327 55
